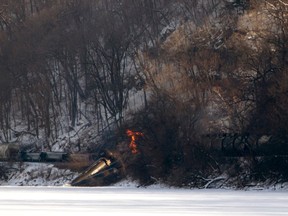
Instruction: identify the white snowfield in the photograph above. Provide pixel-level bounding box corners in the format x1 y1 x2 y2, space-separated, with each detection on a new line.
0 186 288 216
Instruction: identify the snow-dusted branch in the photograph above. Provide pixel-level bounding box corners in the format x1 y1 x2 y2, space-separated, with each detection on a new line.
278 0 288 6
265 0 288 9
203 176 227 189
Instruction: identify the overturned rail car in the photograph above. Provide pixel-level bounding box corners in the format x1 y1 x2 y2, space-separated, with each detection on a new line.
0 143 20 160
70 153 124 186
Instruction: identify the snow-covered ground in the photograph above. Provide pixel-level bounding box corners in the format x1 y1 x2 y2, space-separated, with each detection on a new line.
0 162 78 186
0 186 288 216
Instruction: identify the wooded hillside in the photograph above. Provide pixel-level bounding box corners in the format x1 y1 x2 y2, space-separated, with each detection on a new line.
0 0 288 187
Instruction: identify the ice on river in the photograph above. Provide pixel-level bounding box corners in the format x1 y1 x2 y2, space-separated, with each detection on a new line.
0 186 287 216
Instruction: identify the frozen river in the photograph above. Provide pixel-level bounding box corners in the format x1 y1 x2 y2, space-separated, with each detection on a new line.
0 186 287 216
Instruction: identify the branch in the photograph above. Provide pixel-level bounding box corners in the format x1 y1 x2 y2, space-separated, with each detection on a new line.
204 176 227 189
265 0 277 10
278 0 288 6
265 0 288 9
69 122 91 139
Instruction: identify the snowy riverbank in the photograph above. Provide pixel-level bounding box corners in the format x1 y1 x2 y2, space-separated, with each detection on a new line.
1 161 288 191
0 162 78 186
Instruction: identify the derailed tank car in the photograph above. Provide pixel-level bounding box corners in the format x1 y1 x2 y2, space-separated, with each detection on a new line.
70 151 124 186
0 143 20 161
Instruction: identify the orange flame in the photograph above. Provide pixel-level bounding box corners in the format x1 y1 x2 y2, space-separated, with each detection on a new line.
126 129 143 154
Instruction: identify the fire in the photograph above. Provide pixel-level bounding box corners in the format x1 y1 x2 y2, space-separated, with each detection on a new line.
126 129 143 154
